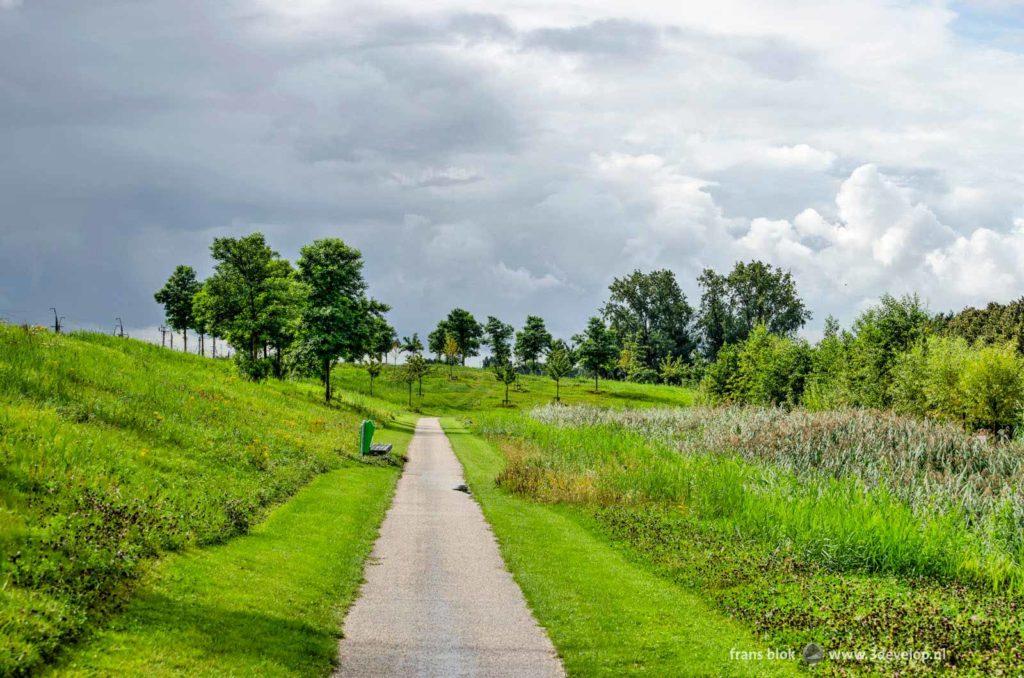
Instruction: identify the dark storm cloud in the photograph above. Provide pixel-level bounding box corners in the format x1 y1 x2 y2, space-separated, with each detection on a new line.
3 0 1024 344
0 2 528 334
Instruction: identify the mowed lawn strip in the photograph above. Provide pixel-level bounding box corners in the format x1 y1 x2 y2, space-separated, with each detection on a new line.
48 421 411 677
443 419 796 677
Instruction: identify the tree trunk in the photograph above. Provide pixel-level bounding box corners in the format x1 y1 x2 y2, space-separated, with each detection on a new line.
324 359 332 402
555 379 560 402
418 375 423 396
505 381 509 405
212 337 217 358
408 381 413 408
183 329 188 353
595 374 599 392
199 334 204 357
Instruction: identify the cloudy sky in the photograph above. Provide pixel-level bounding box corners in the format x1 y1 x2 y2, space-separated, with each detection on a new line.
3 0 1024 344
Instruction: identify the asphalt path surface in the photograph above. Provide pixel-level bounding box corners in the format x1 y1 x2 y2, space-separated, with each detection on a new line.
335 417 564 677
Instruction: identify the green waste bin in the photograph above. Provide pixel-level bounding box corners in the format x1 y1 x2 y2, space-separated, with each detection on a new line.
359 419 375 456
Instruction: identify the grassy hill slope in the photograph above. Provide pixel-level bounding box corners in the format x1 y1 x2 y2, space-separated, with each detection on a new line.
0 326 396 674
331 362 696 414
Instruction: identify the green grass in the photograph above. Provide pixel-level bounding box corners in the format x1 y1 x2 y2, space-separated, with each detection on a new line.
48 424 410 676
473 405 1024 673
0 326 403 674
442 418 796 677
331 362 696 414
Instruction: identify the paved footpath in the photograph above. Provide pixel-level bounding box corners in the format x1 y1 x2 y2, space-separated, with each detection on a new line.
335 417 564 678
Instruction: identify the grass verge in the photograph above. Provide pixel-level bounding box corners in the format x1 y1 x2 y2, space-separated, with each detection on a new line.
441 418 795 677
47 417 410 676
0 328 401 672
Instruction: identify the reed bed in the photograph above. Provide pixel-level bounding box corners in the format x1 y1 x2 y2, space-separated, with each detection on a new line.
477 405 1024 590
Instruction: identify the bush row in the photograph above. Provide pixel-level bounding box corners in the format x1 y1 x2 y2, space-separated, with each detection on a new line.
700 295 1024 432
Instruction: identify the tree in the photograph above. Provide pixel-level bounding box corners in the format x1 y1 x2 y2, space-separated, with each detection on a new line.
444 309 483 365
296 238 384 402
369 317 396 363
154 265 201 353
193 282 233 360
365 357 383 396
483 316 514 366
659 355 687 385
617 339 656 383
546 343 574 402
494 361 517 405
603 269 695 371
846 294 932 407
514 316 552 371
443 333 460 379
726 260 810 338
404 353 429 405
262 259 304 378
940 298 1024 354
695 269 734 361
573 316 618 392
700 325 811 406
428 322 448 361
401 333 424 355
697 261 810 359
203 233 294 370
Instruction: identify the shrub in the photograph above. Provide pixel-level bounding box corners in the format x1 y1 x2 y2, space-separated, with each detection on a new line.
844 294 932 407
961 342 1024 433
700 325 810 406
889 336 1023 432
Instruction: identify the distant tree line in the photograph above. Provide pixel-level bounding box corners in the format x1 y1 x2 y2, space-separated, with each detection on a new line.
414 259 809 395
157 238 1024 430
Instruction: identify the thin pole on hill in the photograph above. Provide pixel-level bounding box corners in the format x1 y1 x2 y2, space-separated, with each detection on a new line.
49 308 64 334
159 325 168 347
114 317 125 338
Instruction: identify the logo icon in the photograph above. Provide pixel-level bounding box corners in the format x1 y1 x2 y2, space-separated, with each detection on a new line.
802 642 824 665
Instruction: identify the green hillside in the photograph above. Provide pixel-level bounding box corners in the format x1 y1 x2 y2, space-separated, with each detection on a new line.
0 326 400 674
330 362 696 414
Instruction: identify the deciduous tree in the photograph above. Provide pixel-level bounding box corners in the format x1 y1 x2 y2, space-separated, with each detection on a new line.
443 333 460 379
154 265 201 353
603 269 694 371
365 357 383 396
483 316 514 366
514 316 552 372
545 343 574 402
444 308 483 365
296 238 384 402
573 316 618 392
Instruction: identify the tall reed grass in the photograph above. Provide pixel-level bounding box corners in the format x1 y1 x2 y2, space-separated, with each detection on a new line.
478 405 1024 591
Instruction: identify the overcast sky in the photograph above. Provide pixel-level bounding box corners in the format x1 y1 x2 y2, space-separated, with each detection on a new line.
3 0 1024 344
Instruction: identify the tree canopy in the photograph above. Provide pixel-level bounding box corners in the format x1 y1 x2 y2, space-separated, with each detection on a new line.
603 269 694 370
295 238 385 401
573 316 618 392
514 315 552 370
443 308 483 365
696 260 810 360
483 316 514 366
154 265 201 351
